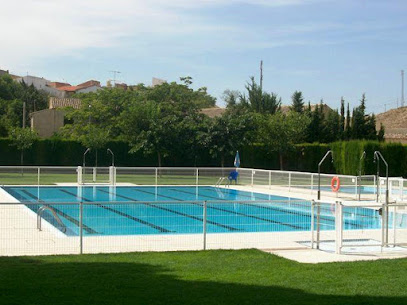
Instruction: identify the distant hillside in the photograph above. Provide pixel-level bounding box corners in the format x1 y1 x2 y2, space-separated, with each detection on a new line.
280 103 333 114
200 106 226 118
376 107 407 143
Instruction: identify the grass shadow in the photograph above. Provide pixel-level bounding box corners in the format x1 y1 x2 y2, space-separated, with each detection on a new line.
0 254 406 305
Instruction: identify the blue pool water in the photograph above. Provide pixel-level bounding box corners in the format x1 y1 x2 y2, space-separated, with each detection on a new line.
2 186 383 236
317 185 376 194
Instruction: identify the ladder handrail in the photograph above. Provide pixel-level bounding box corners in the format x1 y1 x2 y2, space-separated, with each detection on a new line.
37 206 67 233
215 177 225 187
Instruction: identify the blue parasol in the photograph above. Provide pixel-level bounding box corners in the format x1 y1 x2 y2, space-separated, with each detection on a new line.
234 151 240 168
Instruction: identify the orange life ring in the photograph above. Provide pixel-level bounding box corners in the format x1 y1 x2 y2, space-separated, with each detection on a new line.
331 176 340 192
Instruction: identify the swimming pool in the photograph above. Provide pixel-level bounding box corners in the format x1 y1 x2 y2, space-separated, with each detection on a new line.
2 186 381 236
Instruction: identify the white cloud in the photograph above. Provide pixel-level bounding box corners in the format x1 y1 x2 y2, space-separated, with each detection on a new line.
0 0 326 65
0 0 396 75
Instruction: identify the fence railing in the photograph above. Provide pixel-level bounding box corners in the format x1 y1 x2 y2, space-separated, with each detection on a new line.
2 165 407 202
1 196 406 256
0 199 314 256
312 200 407 254
238 168 377 201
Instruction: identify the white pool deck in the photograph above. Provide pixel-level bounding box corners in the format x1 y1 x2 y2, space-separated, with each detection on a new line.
0 183 406 263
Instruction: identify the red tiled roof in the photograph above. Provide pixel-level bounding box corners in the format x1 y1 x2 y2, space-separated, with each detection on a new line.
58 80 101 92
48 82 71 88
58 86 79 92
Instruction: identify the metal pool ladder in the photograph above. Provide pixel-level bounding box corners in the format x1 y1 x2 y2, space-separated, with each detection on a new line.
37 206 67 233
215 177 225 187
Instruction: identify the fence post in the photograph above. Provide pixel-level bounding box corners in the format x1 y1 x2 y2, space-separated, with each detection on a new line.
316 201 321 249
288 172 291 192
381 203 386 248
355 177 358 200
373 175 377 195
335 201 342 254
196 168 199 186
393 205 397 247
155 168 158 186
311 200 315 249
79 201 83 254
311 174 314 194
37 167 40 186
251 170 254 187
268 170 271 190
109 166 115 185
203 200 207 250
77 166 82 185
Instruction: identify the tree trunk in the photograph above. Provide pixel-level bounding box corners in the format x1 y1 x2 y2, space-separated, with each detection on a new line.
95 149 98 167
157 151 161 168
157 151 162 178
279 151 284 170
221 154 225 176
20 150 24 176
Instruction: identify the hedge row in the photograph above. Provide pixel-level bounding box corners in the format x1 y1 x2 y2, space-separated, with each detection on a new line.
0 138 406 177
331 140 407 177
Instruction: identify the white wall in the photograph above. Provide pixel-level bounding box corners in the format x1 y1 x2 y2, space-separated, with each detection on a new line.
16 76 66 98
76 85 101 94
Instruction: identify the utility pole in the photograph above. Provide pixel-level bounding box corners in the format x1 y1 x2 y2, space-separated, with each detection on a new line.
109 70 121 85
260 60 263 91
401 70 405 107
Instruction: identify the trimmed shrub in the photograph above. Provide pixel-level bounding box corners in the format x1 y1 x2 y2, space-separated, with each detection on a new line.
0 138 406 177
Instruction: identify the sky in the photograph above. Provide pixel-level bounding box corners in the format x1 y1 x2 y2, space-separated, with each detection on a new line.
1 0 406 114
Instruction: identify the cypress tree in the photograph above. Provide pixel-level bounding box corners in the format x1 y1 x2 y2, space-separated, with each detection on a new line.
290 91 304 113
345 103 351 139
340 97 345 139
378 123 385 142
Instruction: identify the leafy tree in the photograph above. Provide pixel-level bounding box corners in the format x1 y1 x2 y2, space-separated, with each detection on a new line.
176 113 210 166
9 127 38 167
259 112 310 169
290 91 304 113
79 126 110 166
179 76 193 87
229 77 281 114
0 74 48 134
222 90 240 108
202 113 254 167
20 82 48 113
322 109 341 143
121 101 182 167
306 104 322 142
0 74 22 100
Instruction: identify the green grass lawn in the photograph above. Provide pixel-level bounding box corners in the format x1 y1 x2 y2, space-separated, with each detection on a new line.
1 249 406 305
0 173 221 185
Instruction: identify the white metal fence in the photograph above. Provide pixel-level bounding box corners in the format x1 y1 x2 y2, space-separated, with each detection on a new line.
2 166 407 202
0 196 406 256
4 165 407 201
0 199 314 256
312 200 407 254
237 168 378 201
